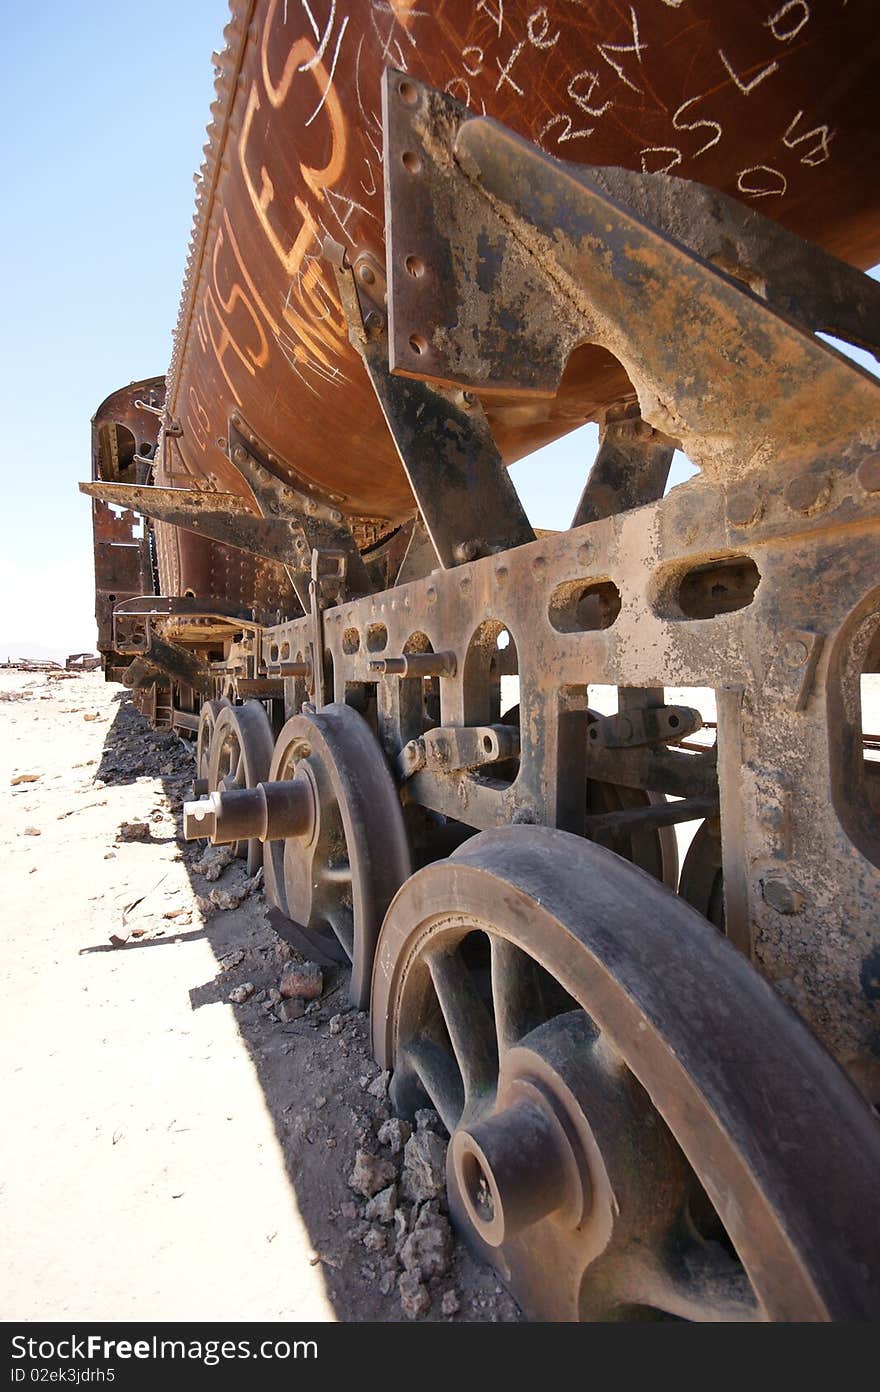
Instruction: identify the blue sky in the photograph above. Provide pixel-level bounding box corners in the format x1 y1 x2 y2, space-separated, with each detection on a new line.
0 2 876 656
0 1 222 654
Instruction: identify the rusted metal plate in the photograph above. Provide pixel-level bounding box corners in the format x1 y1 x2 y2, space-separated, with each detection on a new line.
89 379 164 658
162 0 880 549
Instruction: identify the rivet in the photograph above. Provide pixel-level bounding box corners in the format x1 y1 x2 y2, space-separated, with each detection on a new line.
496 565 508 582
426 586 437 604
784 472 831 515
532 555 547 574
728 485 764 527
856 453 880 494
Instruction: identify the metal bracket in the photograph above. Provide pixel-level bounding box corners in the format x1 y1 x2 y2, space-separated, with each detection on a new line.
572 403 676 526
381 69 880 474
588 704 703 750
79 480 305 575
123 634 213 696
325 237 535 568
112 594 260 624
226 414 372 608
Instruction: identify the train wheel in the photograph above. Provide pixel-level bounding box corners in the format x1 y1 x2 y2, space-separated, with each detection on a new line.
372 826 880 1321
679 817 725 930
208 701 274 874
195 698 229 793
264 703 411 1009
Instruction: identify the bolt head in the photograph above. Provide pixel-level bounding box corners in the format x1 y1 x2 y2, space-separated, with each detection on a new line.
761 876 806 915
781 639 809 668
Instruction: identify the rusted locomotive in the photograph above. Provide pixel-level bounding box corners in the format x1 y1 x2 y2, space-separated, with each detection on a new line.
84 2 880 1320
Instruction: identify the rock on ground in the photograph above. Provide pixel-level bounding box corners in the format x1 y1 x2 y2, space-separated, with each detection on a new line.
280 960 323 1001
401 1128 448 1204
348 1149 398 1199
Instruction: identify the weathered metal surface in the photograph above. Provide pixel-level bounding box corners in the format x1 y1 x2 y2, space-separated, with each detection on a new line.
159 1 880 556
123 634 215 697
257 703 412 1008
89 378 165 673
207 699 276 872
85 30 880 1323
383 71 880 472
371 828 880 1320
251 75 880 1089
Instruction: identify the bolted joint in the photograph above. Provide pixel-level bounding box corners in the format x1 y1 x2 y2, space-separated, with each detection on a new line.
369 650 457 678
424 724 520 771
183 777 315 846
192 777 209 799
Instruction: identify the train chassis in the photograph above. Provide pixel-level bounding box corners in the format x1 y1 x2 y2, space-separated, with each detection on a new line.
86 73 880 1320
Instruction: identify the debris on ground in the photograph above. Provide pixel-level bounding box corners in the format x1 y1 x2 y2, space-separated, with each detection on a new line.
348 1149 397 1198
0 670 521 1323
398 1270 431 1319
279 960 322 1001
117 820 152 842
228 982 255 1005
401 1125 448 1204
378 1117 411 1155
192 844 236 880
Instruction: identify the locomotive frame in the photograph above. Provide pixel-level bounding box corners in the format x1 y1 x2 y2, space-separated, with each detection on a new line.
82 65 880 1321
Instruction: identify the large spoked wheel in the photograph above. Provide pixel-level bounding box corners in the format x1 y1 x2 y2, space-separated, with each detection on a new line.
208 701 275 874
372 827 880 1322
264 703 411 1009
195 697 229 791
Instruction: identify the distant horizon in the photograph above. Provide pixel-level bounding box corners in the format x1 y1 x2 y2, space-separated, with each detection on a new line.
0 639 95 663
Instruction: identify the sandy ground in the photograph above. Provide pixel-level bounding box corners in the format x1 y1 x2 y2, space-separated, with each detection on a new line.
3 667 875 1323
0 670 516 1323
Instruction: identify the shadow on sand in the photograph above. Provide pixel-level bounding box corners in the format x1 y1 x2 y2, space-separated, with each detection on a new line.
89 691 516 1324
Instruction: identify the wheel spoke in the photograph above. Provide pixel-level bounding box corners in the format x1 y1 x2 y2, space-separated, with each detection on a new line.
490 936 548 1055
397 1038 465 1133
610 1242 761 1323
324 906 354 959
427 947 498 1108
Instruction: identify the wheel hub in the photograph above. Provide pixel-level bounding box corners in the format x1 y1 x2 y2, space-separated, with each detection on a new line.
372 827 880 1321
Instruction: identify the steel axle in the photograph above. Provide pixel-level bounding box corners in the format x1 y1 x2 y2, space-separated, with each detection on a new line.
183 777 315 846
